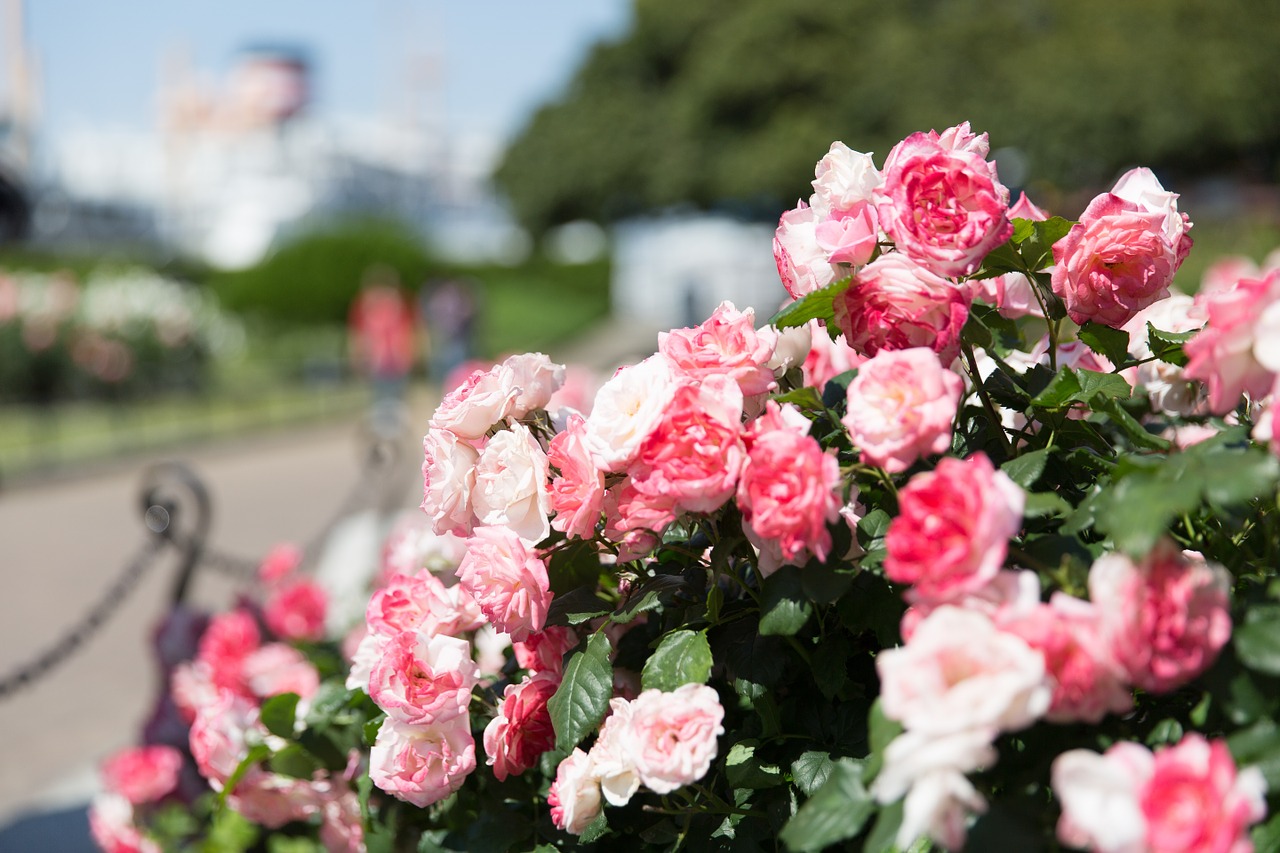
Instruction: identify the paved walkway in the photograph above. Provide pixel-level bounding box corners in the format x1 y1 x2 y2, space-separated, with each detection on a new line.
0 319 662 835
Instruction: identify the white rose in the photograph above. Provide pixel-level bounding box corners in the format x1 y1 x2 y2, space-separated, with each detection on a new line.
583 354 678 472
1051 745 1151 853
811 142 883 217
503 352 566 418
472 422 551 543
429 363 520 440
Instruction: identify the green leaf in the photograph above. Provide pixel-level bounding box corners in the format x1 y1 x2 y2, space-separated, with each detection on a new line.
1020 217 1074 271
1236 608 1280 676
1076 368 1132 401
779 759 874 852
1009 217 1037 244
268 743 322 780
1251 812 1280 851
768 276 853 329
1029 368 1083 408
1001 448 1049 490
302 682 349 731
811 634 850 700
204 806 260 853
546 538 604 595
773 385 827 415
1023 490 1072 518
579 810 610 845
1090 395 1171 450
863 798 904 853
759 565 814 636
548 632 613 752
790 751 835 797
641 629 713 692
216 743 271 809
1147 323 1195 367
363 715 384 747
726 740 784 789
1077 322 1133 368
1229 718 1280 790
259 692 300 740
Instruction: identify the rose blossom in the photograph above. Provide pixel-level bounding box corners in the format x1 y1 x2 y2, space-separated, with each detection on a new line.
877 606 1052 738
900 568 1042 642
737 401 842 573
1121 293 1207 416
1051 169 1192 328
513 625 578 676
584 354 679 472
482 671 559 781
1000 594 1133 724
623 684 725 795
456 526 553 642
630 374 746 515
549 748 604 835
101 745 183 805
547 412 605 540
801 320 864 389
884 453 1025 603
815 202 879 268
774 202 840 299
601 475 674 562
263 578 328 643
843 347 963 473
195 608 260 699
88 794 160 853
876 122 1012 278
257 542 303 585
658 301 778 397
421 427 479 537
241 642 321 702
833 252 971 364
501 352 565 417
471 421 551 543
189 691 261 785
368 631 479 725
1183 268 1280 414
811 141 883 217
228 768 325 829
1052 735 1266 853
1088 541 1232 694
369 716 476 808
429 363 519 440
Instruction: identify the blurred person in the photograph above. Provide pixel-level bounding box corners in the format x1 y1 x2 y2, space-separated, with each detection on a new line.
348 267 417 403
421 277 479 384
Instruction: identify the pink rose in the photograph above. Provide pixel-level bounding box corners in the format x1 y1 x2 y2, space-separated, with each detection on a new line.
1111 167 1194 265
833 252 971 364
1052 736 1266 853
1008 191 1049 222
472 422 551 544
1184 269 1280 414
456 526 553 642
843 347 963 473
242 642 320 701
801 320 865 389
602 476 674 562
1140 734 1267 853
815 203 880 268
1122 294 1208 416
547 413 606 540
379 511 468 585
658 301 778 397
429 363 519 440
1000 594 1132 724
319 787 365 853
482 671 559 781
369 716 476 808
189 691 260 785
421 427 479 537
264 578 328 643
1088 541 1232 694
195 609 261 700
590 696 641 805
549 748 604 835
623 684 725 795
501 352 565 418
884 453 1025 603
584 354 680 472
369 631 479 725
630 374 746 515
88 794 159 853
877 606 1052 738
737 401 842 573
257 542 303 585
972 272 1045 320
876 122 1012 278
1051 171 1191 327
513 625 578 676
774 202 840 299
901 568 1042 642
228 768 325 829
100 745 183 805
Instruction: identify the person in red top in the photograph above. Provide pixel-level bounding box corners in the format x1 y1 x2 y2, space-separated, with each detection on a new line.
348 267 418 402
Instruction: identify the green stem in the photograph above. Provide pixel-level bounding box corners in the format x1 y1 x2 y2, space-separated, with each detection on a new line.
962 341 1015 460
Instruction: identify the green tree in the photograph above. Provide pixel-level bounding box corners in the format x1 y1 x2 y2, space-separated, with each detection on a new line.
495 0 1280 235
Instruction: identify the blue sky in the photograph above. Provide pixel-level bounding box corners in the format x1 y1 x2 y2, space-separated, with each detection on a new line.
20 1 631 141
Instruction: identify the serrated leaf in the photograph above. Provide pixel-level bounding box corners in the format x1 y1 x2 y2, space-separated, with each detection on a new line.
768 276 853 329
758 566 814 636
259 692 300 740
1148 323 1194 367
791 751 835 797
1023 491 1072 518
779 760 874 852
580 810 610 845
1077 322 1133 368
548 632 613 752
1030 368 1083 408
811 635 850 700
1009 217 1037 244
1001 448 1050 489
545 585 610 627
1090 395 1171 450
641 629 713 692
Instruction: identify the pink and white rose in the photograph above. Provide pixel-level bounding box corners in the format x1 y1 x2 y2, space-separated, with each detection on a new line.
263 578 328 643
482 671 559 781
843 347 963 473
101 745 183 805
369 716 476 808
471 421 551 543
622 684 725 795
549 748 604 835
368 631 479 725
429 363 519 440
501 352 565 418
421 427 479 537
658 301 778 397
584 354 680 472
547 413 606 540
1183 268 1280 414
456 526 553 642
774 203 840 299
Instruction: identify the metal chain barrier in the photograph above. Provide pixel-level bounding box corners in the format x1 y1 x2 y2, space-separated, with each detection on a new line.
0 404 414 701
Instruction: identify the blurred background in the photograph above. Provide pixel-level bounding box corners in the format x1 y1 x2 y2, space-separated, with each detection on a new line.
2 0 1280 845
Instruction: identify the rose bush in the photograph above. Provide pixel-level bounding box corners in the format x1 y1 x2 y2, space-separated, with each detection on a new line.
99 123 1280 852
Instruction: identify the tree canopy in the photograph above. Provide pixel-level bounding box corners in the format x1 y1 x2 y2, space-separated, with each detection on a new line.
494 0 1280 235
